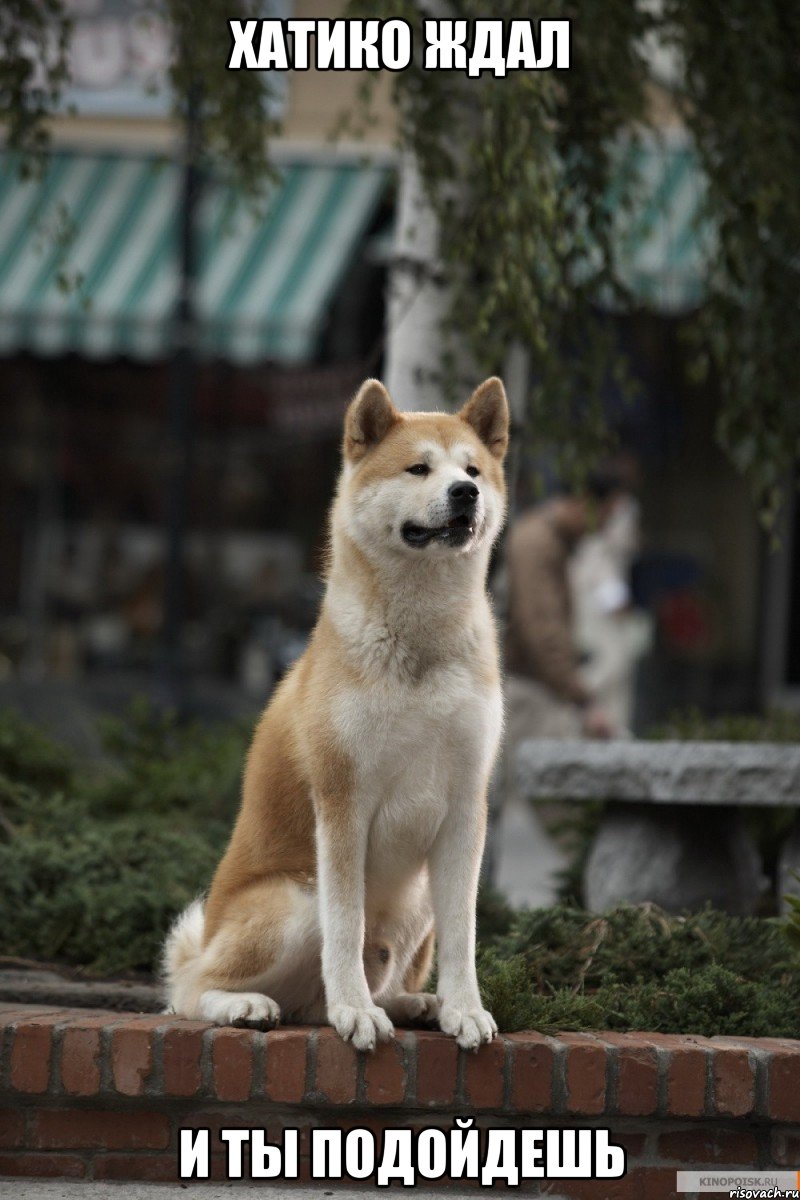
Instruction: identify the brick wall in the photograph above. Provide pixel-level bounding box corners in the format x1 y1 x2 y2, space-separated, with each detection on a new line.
1 1004 799 1196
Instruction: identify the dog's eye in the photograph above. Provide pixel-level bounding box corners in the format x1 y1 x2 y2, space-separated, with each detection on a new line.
406 463 430 476
466 465 480 478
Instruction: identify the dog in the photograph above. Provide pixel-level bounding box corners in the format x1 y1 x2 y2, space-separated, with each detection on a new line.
163 376 509 1051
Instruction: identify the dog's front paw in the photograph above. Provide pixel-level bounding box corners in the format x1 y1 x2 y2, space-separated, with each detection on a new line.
199 989 281 1029
438 1002 497 1050
329 1003 394 1051
384 992 440 1025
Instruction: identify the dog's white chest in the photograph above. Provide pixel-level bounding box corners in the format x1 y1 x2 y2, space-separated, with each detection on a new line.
333 662 501 886
335 661 497 777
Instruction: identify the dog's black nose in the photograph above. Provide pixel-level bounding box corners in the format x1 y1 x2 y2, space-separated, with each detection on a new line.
448 480 479 508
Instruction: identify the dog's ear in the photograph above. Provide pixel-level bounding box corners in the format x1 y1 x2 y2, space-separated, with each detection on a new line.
344 379 400 462
459 377 509 460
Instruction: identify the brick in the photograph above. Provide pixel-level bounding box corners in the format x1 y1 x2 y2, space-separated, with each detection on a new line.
111 1024 155 1096
658 1128 758 1165
93 1154 178 1183
296 1158 315 1184
10 1016 63 1093
94 1153 229 1182
0 1106 25 1148
464 1035 506 1110
508 1033 554 1113
415 1032 458 1106
60 1027 102 1097
553 1167 678 1200
211 1027 254 1102
262 1119 313 1150
178 1110 314 1161
562 1033 606 1115
178 1110 256 1138
314 1029 358 1104
0 1152 86 1178
340 1113 403 1136
771 1128 800 1166
640 1166 683 1200
42 1007 119 1023
633 1032 710 1118
0 1006 63 1025
31 1109 170 1151
602 1034 658 1116
60 1013 121 1032
613 1132 647 1160
712 1048 755 1117
162 1022 207 1097
552 1174 643 1200
712 1035 784 1051
769 1048 800 1122
264 1029 308 1103
737 1036 800 1053
666 1045 708 1118
363 1035 408 1105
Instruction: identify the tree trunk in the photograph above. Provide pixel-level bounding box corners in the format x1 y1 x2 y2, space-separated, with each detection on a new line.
383 151 452 412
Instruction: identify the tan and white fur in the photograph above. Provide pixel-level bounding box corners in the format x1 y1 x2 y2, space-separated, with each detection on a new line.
163 376 509 1051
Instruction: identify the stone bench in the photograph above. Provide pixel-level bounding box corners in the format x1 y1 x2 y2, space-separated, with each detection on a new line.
516 740 800 914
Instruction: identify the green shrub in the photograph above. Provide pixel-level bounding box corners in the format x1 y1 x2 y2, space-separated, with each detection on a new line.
475 880 516 941
0 701 246 975
438 892 800 1036
785 874 800 954
493 903 795 990
0 708 74 791
475 902 800 1037
478 958 799 1040
90 697 248 820
648 707 800 743
0 812 226 974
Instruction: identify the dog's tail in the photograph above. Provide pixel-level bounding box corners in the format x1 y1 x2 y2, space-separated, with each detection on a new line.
161 897 206 1014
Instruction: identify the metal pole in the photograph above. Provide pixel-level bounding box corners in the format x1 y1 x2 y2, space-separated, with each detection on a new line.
482 340 530 887
160 83 202 713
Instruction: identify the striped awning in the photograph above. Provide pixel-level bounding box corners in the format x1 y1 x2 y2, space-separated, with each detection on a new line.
0 152 389 363
611 133 711 313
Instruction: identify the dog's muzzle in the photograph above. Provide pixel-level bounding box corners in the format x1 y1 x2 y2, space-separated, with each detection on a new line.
401 482 480 548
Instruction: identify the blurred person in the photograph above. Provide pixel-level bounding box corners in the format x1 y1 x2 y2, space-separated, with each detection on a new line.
489 469 628 909
570 490 653 733
504 468 627 743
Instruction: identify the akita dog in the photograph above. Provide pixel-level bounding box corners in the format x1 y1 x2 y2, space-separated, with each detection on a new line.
163 376 509 1051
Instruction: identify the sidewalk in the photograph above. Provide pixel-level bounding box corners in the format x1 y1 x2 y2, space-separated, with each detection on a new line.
2 1184 529 1200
